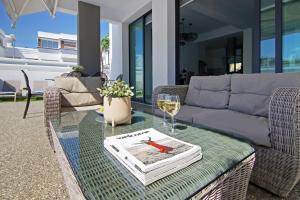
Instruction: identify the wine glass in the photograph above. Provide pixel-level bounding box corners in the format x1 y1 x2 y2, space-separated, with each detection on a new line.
164 95 180 133
157 94 169 126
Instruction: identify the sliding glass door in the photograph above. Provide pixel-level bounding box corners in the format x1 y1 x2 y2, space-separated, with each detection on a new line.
258 0 300 73
129 12 152 103
130 19 144 101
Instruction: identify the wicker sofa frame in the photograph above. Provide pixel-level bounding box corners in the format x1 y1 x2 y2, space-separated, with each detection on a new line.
152 85 300 197
44 87 61 149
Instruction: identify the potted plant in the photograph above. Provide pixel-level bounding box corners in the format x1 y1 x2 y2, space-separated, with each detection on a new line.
98 80 134 127
69 65 84 77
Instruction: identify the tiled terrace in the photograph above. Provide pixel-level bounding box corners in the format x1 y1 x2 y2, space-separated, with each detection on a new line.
0 101 299 200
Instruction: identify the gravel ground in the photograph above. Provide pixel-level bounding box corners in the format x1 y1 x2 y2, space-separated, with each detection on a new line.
0 101 299 200
0 101 68 200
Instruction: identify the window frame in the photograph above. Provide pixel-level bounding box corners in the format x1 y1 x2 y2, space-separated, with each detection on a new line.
255 0 289 73
40 39 59 49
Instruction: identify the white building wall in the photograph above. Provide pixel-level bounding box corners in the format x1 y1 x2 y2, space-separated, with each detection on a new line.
152 0 176 88
122 23 130 84
110 23 123 80
0 64 71 92
0 47 5 57
0 57 73 92
39 48 62 61
3 47 77 63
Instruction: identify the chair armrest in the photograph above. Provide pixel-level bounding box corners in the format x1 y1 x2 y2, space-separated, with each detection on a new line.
269 87 300 156
43 87 61 127
152 85 189 111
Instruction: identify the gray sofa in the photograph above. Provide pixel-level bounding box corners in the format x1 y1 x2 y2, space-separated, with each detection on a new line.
153 73 300 197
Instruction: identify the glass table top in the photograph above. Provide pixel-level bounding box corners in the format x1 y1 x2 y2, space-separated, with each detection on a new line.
51 110 254 200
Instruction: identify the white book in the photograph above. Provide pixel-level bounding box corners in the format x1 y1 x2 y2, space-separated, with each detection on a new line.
104 128 202 185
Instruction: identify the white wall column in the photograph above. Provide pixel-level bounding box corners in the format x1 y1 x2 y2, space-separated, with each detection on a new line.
122 23 130 84
152 0 176 88
109 22 123 80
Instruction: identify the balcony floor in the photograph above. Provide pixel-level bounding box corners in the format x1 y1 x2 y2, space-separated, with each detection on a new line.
0 101 299 200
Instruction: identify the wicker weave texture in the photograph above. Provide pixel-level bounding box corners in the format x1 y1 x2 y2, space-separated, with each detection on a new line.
152 86 300 197
44 87 61 150
44 87 61 126
50 123 85 200
195 155 255 200
251 87 300 197
51 110 255 200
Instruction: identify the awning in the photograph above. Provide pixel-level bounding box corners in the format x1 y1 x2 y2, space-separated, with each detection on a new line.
1 0 64 28
1 0 152 26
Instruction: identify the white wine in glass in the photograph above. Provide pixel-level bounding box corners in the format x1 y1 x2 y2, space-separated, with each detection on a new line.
165 95 180 133
157 99 166 111
164 101 180 116
157 94 169 126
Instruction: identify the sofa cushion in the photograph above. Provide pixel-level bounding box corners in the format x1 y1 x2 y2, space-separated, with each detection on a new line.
185 75 231 109
192 110 271 147
61 92 102 107
154 105 214 123
61 105 101 112
229 73 300 117
55 77 102 93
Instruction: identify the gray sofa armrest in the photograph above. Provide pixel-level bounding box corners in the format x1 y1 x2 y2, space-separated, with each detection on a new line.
44 87 61 127
152 85 189 112
269 87 300 156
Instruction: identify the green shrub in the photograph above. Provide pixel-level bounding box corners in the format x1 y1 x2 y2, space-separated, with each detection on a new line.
98 80 134 97
71 65 84 72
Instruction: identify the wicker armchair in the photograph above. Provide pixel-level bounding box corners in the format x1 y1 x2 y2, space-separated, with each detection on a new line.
251 87 300 197
44 77 102 150
152 86 300 197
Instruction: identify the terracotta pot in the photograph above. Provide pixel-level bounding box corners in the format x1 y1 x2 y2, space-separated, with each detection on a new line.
103 96 132 127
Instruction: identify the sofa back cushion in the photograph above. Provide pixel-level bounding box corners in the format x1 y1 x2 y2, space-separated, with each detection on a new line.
229 73 300 117
60 93 102 107
55 77 102 107
185 75 231 109
55 77 101 93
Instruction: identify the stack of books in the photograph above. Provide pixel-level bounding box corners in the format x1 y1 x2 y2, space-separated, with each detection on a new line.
104 128 202 185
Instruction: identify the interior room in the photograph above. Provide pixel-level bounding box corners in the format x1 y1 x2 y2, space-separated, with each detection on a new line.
179 0 255 84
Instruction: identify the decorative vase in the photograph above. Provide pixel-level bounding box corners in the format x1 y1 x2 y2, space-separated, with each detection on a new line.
103 96 132 127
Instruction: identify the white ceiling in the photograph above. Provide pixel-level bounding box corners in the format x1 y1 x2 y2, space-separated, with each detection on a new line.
69 0 152 22
181 0 255 34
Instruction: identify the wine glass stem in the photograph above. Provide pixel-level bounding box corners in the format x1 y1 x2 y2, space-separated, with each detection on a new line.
171 116 175 133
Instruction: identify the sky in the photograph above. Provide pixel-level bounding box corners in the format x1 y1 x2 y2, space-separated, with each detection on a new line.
261 32 300 61
0 2 109 48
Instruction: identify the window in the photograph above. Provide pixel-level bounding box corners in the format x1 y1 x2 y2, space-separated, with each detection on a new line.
41 39 59 49
259 0 300 73
283 0 300 72
63 40 76 48
130 18 144 100
129 12 152 103
260 0 276 73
